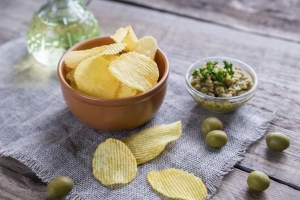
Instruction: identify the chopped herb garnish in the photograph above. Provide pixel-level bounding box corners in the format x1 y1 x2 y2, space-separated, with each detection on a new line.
223 60 234 78
191 60 235 83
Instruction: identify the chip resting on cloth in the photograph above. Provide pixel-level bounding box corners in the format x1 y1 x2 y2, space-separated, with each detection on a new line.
122 121 181 164
92 138 137 186
147 168 207 200
108 52 159 92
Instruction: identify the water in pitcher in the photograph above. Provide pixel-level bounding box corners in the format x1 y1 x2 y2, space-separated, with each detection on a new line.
27 0 100 67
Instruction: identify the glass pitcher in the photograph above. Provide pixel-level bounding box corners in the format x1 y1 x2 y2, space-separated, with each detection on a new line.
26 0 100 67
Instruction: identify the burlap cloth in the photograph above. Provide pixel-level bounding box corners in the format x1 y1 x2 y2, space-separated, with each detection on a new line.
0 38 274 199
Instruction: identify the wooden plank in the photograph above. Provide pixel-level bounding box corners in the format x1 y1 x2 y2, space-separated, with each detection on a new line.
107 0 300 42
95 0 300 132
0 157 40 181
0 28 19 44
213 168 300 200
0 0 43 44
0 166 47 200
237 124 300 190
0 161 299 200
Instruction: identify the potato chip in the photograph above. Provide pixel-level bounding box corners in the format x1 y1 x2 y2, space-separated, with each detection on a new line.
66 68 76 82
99 43 126 56
122 26 138 51
110 26 128 43
131 36 157 60
64 46 106 68
114 82 137 98
101 55 119 63
147 168 207 200
109 52 159 92
122 121 181 164
92 138 137 185
66 68 77 89
110 26 138 52
74 55 119 98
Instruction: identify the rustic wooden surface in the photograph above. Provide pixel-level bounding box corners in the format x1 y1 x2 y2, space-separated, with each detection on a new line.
0 0 300 199
113 0 300 43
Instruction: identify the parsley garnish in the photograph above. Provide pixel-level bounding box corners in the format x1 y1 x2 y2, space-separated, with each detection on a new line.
191 60 235 83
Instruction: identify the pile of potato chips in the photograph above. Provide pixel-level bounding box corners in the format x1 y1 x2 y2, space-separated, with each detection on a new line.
64 26 159 99
92 121 208 200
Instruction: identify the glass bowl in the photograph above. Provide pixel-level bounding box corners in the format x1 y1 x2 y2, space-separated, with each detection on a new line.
185 56 258 113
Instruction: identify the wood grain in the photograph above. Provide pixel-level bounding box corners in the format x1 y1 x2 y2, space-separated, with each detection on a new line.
237 124 300 190
109 0 300 43
0 0 299 199
0 0 43 44
213 168 300 200
0 166 47 200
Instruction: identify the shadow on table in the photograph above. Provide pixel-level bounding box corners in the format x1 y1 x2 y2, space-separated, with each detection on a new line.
264 149 287 163
10 53 57 85
245 188 267 200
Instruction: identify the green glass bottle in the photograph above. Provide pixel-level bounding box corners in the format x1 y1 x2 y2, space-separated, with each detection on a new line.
26 0 100 67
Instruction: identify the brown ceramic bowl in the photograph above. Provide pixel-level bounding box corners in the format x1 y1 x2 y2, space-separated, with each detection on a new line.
57 36 169 131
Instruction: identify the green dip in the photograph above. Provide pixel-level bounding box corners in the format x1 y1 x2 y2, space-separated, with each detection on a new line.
191 61 253 98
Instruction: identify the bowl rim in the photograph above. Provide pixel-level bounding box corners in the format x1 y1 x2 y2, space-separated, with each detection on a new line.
185 56 258 102
57 36 169 106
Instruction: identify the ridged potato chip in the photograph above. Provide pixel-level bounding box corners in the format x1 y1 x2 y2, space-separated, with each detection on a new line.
99 43 126 56
66 68 75 83
109 52 159 92
93 138 137 185
110 26 128 43
131 36 157 60
74 56 119 98
65 43 124 68
147 168 207 200
122 121 181 164
110 26 138 51
114 82 137 98
101 55 119 63
64 46 106 68
122 26 138 51
66 68 77 89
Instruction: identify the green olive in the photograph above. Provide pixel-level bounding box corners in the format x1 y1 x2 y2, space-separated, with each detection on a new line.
47 176 74 198
266 132 290 151
247 171 270 191
205 130 227 148
201 117 223 135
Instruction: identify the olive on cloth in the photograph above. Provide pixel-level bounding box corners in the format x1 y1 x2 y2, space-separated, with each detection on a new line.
247 171 270 192
205 130 227 148
201 117 223 135
47 176 74 198
266 132 290 151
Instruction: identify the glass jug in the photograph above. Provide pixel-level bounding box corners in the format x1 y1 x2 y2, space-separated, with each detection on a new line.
26 0 100 67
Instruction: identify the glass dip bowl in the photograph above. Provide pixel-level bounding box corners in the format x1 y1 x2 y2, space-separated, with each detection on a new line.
185 57 258 113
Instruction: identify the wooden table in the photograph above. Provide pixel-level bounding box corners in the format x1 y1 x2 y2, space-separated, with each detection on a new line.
1 0 300 199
